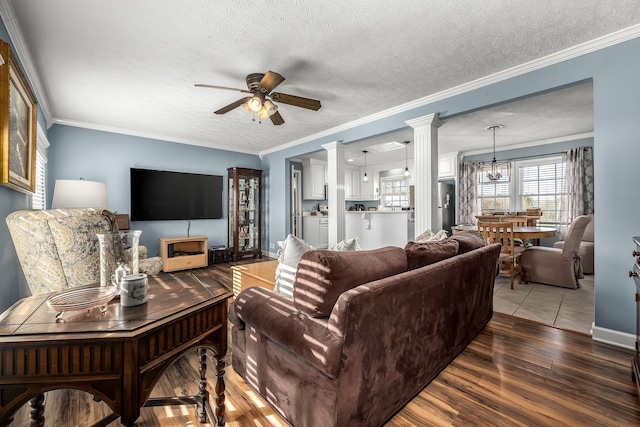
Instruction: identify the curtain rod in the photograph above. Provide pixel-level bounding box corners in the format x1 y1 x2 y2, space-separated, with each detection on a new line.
467 146 591 164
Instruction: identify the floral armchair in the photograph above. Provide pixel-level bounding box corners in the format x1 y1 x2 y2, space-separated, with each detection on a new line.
6 208 162 296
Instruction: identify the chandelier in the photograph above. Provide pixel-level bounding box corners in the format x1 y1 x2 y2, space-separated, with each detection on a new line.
486 124 505 183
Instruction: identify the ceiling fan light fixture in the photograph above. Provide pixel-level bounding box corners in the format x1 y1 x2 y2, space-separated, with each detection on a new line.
247 94 264 112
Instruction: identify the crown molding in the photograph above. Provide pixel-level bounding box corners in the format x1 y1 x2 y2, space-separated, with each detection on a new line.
0 0 53 126
461 132 594 156
53 118 257 155
261 23 640 157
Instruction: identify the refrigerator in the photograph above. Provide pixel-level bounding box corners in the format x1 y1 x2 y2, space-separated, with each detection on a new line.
438 181 455 236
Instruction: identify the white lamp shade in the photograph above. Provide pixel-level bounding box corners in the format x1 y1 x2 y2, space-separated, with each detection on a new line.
51 179 109 209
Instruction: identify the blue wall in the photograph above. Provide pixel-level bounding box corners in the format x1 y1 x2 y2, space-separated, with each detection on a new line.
0 20 43 311
47 125 261 256
262 37 640 339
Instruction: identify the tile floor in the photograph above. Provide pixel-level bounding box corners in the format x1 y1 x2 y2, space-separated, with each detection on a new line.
493 273 595 335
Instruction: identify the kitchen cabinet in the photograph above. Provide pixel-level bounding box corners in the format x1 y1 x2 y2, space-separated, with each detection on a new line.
438 152 458 179
303 158 327 200
303 215 329 248
228 167 262 261
345 166 361 200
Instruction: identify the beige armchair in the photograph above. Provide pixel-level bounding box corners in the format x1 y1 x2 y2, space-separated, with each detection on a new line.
6 208 162 296
553 213 594 274
520 215 592 289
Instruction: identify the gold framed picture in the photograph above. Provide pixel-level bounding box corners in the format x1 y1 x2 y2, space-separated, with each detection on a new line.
0 40 37 194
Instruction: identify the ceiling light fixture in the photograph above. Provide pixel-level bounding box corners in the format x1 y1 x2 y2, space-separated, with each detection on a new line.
257 99 278 119
362 150 369 183
246 93 264 112
403 141 410 178
486 124 505 183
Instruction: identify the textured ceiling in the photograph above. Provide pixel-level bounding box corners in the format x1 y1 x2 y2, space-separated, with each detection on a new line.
3 0 639 157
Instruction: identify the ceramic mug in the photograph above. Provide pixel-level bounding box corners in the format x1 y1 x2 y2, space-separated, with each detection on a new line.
120 273 148 307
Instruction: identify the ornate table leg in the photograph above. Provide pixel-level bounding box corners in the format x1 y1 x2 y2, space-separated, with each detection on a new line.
195 348 225 426
214 355 226 427
29 393 45 427
196 348 209 423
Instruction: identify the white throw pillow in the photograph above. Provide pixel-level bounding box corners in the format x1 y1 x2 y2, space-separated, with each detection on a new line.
415 229 448 242
273 234 314 298
331 236 361 251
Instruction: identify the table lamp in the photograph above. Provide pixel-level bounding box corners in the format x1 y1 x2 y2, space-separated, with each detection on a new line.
51 179 109 209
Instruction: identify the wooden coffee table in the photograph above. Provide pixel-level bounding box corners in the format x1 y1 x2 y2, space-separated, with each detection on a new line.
0 271 232 427
230 260 278 297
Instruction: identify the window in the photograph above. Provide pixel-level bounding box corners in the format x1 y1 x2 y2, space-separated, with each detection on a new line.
31 150 46 209
475 156 565 227
517 158 564 226
380 176 409 208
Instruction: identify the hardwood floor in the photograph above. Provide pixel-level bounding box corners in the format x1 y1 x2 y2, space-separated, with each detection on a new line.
7 258 640 426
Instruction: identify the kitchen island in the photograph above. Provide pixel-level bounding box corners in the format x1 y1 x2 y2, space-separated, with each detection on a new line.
345 210 414 250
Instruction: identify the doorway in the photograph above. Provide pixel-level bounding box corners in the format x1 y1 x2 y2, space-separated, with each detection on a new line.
291 166 302 237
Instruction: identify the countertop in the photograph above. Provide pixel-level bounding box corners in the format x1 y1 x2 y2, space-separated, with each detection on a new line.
345 210 410 214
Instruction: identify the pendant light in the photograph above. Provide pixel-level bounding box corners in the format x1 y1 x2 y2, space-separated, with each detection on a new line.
403 141 410 178
362 150 369 183
486 125 504 182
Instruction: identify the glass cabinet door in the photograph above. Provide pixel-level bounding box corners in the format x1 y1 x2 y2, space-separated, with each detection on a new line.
228 167 262 261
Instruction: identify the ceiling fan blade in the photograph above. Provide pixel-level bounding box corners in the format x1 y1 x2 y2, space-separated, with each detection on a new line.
214 97 250 114
271 92 321 111
270 111 285 125
195 83 252 94
259 71 285 93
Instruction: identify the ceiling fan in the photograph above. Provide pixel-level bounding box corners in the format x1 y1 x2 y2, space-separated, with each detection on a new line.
195 70 321 125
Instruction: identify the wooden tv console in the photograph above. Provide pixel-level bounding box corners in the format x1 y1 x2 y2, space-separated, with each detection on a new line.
159 236 208 272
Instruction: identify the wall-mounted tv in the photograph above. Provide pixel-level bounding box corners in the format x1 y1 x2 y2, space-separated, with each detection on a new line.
130 168 223 221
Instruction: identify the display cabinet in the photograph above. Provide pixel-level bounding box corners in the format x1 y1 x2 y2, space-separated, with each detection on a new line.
228 167 262 261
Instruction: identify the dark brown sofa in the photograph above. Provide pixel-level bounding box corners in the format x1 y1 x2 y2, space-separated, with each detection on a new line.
229 232 500 427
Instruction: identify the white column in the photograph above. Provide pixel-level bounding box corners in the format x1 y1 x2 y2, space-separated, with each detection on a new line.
406 114 444 236
322 141 346 247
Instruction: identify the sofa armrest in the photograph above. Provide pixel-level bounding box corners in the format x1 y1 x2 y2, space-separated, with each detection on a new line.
232 287 344 378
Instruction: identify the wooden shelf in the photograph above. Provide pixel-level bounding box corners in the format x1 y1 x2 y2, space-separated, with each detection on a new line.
159 236 208 272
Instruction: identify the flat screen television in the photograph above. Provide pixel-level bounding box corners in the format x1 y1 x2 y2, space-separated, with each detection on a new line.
130 168 223 221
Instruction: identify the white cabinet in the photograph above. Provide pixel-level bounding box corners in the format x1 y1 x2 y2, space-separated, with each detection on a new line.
344 167 361 200
303 216 329 249
438 152 458 179
302 158 327 200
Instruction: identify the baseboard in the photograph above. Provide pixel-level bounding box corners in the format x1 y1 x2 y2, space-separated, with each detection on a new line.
264 250 278 259
591 323 636 350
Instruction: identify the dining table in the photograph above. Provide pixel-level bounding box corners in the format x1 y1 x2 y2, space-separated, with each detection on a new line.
452 224 557 240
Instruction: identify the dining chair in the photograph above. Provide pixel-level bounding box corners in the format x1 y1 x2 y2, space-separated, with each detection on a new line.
506 216 527 227
478 221 522 289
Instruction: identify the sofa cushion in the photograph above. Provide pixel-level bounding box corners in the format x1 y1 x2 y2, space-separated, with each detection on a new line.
404 239 459 270
293 246 407 317
449 231 486 254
